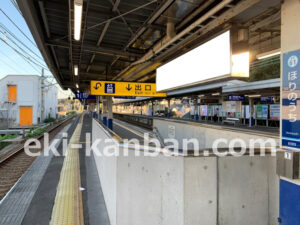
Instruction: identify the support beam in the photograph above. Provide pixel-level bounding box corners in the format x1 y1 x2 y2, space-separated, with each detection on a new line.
38 1 50 37
38 1 63 81
176 0 214 31
108 0 134 35
45 40 142 58
115 0 235 81
16 0 64 87
249 98 254 127
249 11 281 33
68 0 73 80
110 0 174 70
96 95 100 119
62 82 89 88
107 96 113 130
140 0 259 82
150 0 260 79
87 0 122 72
102 96 108 126
78 0 91 78
87 0 158 30
167 99 170 118
83 47 140 58
60 69 113 79
126 0 174 48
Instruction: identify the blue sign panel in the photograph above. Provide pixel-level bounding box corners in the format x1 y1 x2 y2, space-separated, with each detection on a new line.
181 99 189 104
228 95 245 101
105 83 115 94
282 49 300 150
262 105 268 119
279 179 300 225
260 96 274 102
75 92 96 100
270 104 280 120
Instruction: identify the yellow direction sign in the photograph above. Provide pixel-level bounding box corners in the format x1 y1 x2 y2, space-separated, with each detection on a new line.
90 81 166 97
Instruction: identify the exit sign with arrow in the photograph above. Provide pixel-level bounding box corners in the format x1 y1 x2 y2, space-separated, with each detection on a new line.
90 80 166 97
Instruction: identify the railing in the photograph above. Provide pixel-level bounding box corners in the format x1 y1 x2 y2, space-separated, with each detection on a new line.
113 113 153 130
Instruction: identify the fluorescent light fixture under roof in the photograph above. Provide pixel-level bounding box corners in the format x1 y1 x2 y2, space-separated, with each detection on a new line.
74 65 78 76
256 49 280 60
74 0 83 41
247 94 261 98
212 92 220 96
76 83 79 88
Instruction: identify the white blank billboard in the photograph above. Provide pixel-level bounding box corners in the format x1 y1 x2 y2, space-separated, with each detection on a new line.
156 31 231 91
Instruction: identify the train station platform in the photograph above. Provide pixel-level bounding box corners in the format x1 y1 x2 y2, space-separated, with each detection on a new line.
0 115 110 225
0 112 281 225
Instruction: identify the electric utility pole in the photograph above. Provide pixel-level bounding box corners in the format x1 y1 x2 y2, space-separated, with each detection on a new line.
41 68 45 122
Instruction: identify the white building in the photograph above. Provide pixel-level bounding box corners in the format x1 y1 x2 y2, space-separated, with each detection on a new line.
0 75 58 127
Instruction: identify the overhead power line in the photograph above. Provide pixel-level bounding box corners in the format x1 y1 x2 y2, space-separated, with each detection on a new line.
0 24 51 73
0 22 45 64
0 30 48 69
0 8 37 48
0 6 55 81
0 24 44 61
26 59 42 74
0 37 48 73
0 48 27 73
0 57 20 73
10 0 23 16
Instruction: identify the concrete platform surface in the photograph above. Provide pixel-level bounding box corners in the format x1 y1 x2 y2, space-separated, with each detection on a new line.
0 115 110 225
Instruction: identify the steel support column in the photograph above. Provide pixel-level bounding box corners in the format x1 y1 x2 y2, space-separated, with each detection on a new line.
107 96 113 130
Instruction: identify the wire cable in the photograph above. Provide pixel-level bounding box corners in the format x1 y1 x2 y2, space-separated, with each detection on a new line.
0 57 20 73
0 23 50 74
0 7 56 81
0 37 47 73
9 0 23 16
0 8 37 48
26 59 42 74
1 32 48 69
0 24 45 62
0 48 25 73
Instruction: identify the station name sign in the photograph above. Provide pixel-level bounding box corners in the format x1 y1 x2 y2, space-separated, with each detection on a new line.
260 96 274 103
75 92 96 100
90 80 166 97
228 95 245 101
282 49 300 150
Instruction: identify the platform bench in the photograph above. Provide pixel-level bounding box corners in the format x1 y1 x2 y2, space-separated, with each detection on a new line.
222 118 240 126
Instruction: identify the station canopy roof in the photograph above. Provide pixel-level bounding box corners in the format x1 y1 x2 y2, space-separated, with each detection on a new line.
17 0 281 93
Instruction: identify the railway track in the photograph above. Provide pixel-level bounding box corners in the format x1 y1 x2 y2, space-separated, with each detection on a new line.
0 116 75 200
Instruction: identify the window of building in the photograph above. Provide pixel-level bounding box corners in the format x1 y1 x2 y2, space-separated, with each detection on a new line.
8 85 17 102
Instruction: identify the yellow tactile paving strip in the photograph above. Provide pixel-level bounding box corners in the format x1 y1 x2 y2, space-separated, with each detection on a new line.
50 116 84 225
113 135 123 143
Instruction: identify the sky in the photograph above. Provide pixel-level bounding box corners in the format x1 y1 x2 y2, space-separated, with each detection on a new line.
0 0 72 99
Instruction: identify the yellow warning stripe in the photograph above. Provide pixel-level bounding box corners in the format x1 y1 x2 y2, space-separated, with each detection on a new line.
50 116 84 225
113 135 123 143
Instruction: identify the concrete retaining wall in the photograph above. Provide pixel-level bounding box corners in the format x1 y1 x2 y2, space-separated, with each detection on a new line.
92 120 117 225
92 119 279 225
153 118 279 149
